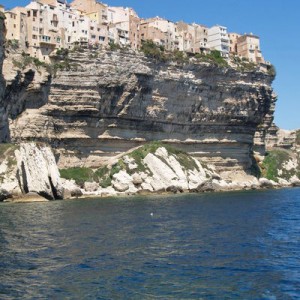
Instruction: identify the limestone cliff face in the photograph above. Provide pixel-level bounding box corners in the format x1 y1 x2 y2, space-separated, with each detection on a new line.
0 12 6 142
7 49 276 173
0 54 51 142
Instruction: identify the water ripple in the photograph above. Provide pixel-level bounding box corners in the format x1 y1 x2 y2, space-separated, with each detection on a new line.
0 189 300 299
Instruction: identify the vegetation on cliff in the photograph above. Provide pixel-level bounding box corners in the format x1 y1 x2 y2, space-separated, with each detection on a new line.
261 149 299 182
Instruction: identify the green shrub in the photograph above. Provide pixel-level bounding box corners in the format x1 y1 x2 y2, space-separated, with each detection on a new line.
267 64 276 78
195 50 228 67
56 48 69 58
140 40 167 62
6 39 19 50
109 41 121 51
12 56 48 71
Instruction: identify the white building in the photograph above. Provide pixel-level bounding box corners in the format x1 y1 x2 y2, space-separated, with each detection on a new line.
207 25 230 57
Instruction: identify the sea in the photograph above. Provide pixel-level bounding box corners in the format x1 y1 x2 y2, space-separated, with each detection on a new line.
0 188 300 299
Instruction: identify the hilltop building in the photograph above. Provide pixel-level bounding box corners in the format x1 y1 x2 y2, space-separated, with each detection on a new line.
207 25 230 57
3 0 265 63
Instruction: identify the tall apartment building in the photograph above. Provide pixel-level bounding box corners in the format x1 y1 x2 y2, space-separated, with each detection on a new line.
207 25 230 57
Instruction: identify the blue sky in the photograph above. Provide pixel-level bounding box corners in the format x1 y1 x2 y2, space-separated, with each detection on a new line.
2 0 300 129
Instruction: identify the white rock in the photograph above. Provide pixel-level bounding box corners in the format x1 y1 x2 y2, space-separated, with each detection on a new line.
278 178 291 186
112 170 138 193
132 173 143 185
141 182 154 192
290 176 300 186
84 181 99 192
259 178 277 188
15 143 64 199
123 155 138 170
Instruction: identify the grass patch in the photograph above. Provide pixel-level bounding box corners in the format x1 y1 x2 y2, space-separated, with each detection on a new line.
60 167 95 187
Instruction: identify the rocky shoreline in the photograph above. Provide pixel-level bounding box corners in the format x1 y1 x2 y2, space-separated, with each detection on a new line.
1 142 299 203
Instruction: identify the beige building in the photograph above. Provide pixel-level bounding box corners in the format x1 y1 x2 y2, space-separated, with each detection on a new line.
143 17 178 51
107 7 140 49
228 33 241 54
5 7 28 49
129 15 140 50
237 34 264 63
193 23 209 53
71 0 108 24
140 21 166 47
177 22 195 52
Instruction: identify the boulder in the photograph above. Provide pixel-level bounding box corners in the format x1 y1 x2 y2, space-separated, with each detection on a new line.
193 179 214 192
0 189 12 202
278 178 291 187
132 173 143 185
290 176 300 187
112 170 138 193
84 181 99 192
259 178 276 188
113 181 129 192
15 143 64 200
61 179 82 198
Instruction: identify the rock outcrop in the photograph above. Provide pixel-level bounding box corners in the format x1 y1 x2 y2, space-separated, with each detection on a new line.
59 143 262 198
0 142 63 200
4 49 276 176
260 125 300 184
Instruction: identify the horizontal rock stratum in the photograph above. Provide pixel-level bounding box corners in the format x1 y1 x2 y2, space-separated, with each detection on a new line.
3 48 276 175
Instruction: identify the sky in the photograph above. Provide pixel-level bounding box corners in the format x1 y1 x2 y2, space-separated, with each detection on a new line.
2 0 300 130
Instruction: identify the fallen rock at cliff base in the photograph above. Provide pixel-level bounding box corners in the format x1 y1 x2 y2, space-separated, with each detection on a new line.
15 143 64 200
0 189 12 202
259 178 277 188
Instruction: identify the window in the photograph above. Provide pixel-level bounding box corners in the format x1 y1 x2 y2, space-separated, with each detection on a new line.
33 11 37 17
27 11 31 17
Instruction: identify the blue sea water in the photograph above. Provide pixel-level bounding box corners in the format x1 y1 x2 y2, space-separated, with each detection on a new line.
0 188 300 299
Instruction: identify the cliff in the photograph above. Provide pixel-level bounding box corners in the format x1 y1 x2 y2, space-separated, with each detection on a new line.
3 48 276 177
0 11 6 142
